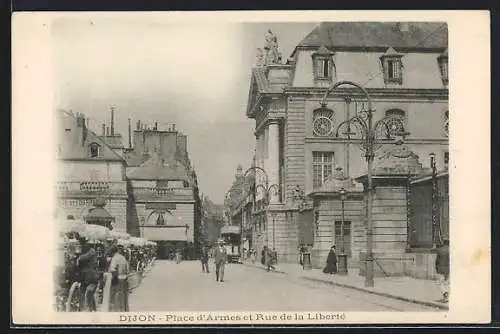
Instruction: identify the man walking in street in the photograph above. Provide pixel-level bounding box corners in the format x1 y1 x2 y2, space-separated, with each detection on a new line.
109 243 130 312
435 237 450 303
201 246 210 273
213 240 227 282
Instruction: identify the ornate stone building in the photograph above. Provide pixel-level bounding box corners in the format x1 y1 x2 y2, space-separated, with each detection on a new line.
244 23 449 276
55 110 203 260
55 110 128 232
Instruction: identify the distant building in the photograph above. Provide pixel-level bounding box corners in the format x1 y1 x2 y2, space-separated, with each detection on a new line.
55 110 202 260
244 23 449 277
124 121 202 260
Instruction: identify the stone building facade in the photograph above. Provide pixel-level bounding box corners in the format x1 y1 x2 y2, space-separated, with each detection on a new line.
55 110 128 232
55 111 203 259
244 23 449 275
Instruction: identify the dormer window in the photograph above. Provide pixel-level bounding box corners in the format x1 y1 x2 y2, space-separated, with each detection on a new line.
380 48 403 85
89 143 100 158
312 45 335 83
438 49 448 86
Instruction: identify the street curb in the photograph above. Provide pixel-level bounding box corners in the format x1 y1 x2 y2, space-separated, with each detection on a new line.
300 277 449 311
243 263 448 310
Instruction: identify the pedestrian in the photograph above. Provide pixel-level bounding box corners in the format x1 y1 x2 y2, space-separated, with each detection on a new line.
213 240 227 282
435 237 450 303
201 246 210 273
77 237 99 311
109 243 130 312
250 249 256 264
175 248 182 264
323 245 338 275
265 247 276 272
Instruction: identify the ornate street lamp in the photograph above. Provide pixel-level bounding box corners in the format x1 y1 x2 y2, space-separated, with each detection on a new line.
337 186 348 275
319 81 407 287
243 167 279 219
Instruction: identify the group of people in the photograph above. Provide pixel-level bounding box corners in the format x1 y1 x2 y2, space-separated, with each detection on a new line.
57 220 157 312
63 236 131 312
199 239 229 282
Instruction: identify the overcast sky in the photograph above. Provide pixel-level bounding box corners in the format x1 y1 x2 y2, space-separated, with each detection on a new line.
52 16 318 203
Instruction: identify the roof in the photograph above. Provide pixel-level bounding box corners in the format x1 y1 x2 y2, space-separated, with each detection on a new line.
57 110 124 162
296 22 447 50
85 207 114 221
411 169 449 184
127 153 190 181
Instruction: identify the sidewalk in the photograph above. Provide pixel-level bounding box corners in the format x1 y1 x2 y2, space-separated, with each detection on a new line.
243 261 448 310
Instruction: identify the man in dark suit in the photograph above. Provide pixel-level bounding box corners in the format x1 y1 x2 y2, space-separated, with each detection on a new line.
213 240 227 282
201 246 210 273
77 238 99 311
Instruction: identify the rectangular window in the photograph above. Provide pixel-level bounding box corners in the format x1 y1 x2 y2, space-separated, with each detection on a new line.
383 57 403 84
90 144 99 158
312 151 334 188
387 60 394 78
444 151 449 165
322 59 329 78
334 221 352 257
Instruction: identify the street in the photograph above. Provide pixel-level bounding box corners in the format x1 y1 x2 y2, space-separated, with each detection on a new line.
129 260 439 312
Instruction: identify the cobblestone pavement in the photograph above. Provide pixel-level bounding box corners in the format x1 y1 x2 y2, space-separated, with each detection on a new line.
129 261 442 312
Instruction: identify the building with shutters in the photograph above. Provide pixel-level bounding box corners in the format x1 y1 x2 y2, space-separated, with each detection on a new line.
244 23 449 277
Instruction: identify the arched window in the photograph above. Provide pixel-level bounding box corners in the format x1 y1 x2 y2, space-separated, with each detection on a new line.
312 108 335 137
384 109 407 136
89 142 100 158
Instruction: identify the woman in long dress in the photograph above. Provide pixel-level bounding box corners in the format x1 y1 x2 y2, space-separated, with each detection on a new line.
323 245 338 275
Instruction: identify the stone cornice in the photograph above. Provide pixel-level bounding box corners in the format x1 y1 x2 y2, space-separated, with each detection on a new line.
255 115 285 135
291 45 447 56
284 87 448 100
305 137 449 145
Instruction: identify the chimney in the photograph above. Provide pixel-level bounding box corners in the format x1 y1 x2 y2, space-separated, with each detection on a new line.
106 126 110 136
128 118 132 148
76 114 86 146
154 122 158 131
136 120 141 130
101 124 106 136
110 106 115 136
172 124 176 132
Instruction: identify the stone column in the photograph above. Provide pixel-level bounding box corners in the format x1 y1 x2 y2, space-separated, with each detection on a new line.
356 144 423 277
267 121 280 203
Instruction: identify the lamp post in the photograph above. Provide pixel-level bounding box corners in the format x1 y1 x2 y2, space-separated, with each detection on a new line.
243 166 280 246
270 211 278 250
319 81 407 287
430 152 440 247
337 186 348 275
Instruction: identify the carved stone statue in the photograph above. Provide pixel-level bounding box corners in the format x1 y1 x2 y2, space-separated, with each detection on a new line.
263 30 282 65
